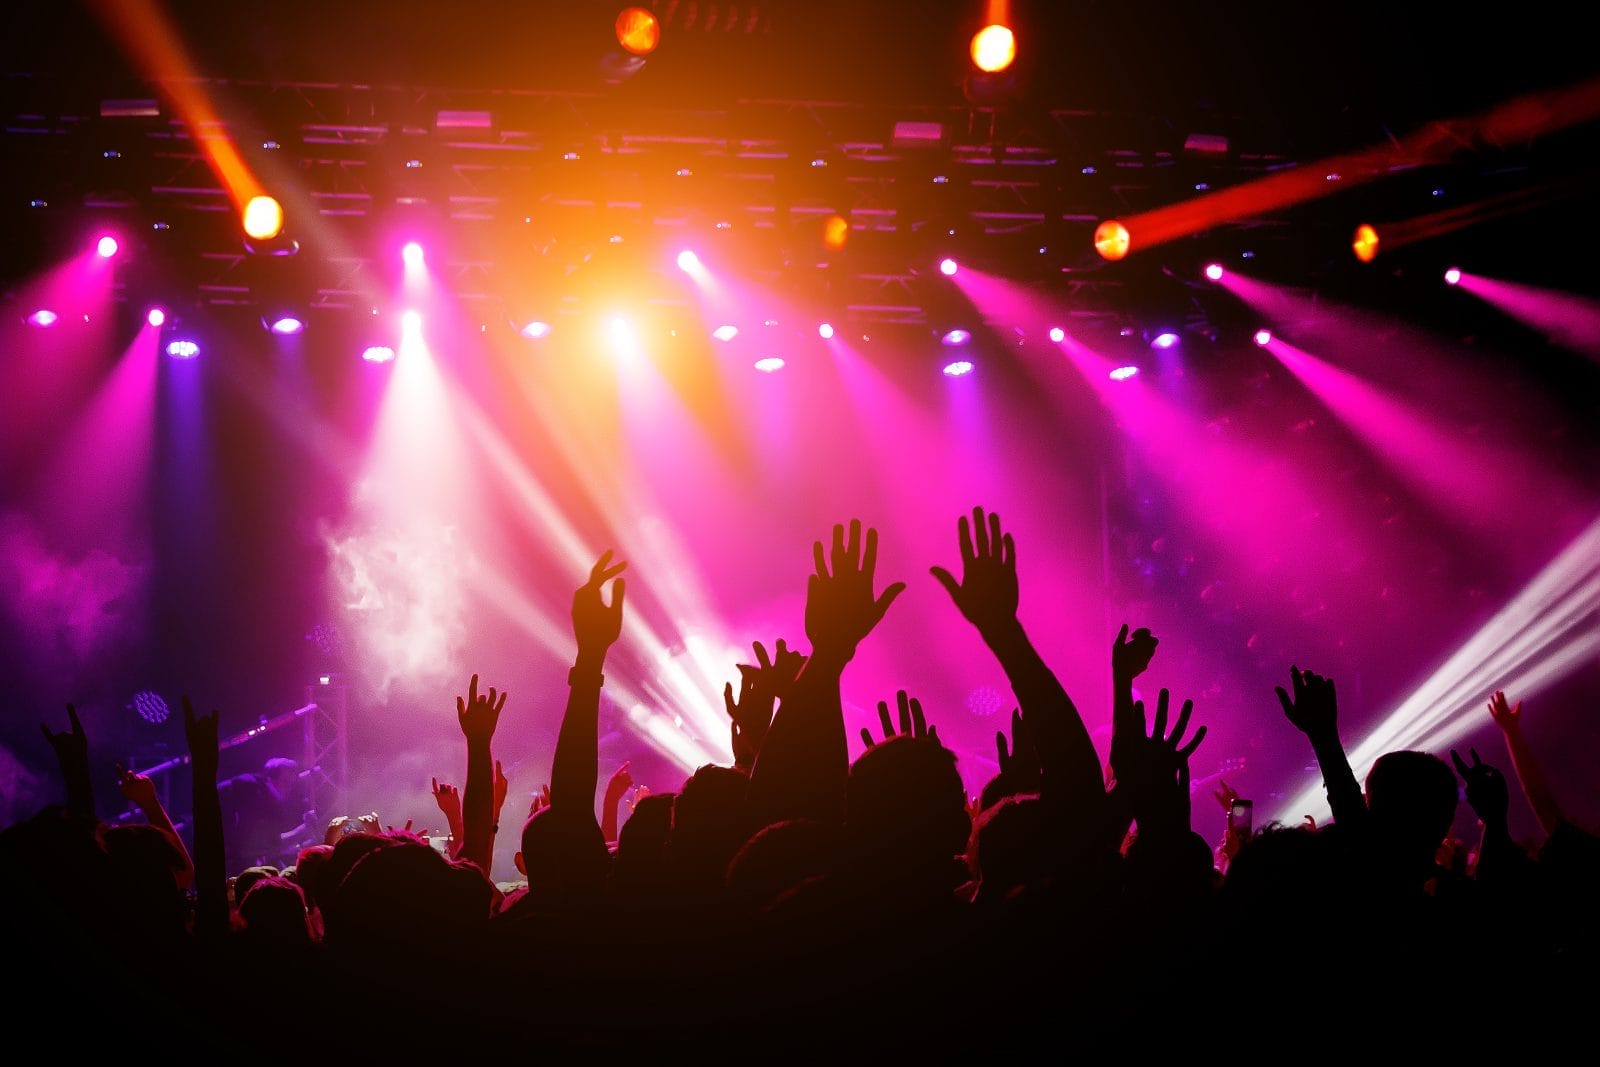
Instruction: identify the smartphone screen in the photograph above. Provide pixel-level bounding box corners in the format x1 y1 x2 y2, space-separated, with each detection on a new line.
1228 799 1253 837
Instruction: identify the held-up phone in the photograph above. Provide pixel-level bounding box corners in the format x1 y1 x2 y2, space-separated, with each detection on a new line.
1228 798 1253 838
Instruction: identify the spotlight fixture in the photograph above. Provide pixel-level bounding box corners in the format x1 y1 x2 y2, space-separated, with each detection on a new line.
970 24 1017 73
1108 365 1140 381
1253 329 1272 346
401 310 423 332
96 235 119 258
242 195 284 241
402 242 425 268
519 320 552 339
676 250 700 272
1352 223 1380 263
264 314 306 335
753 357 785 373
712 325 739 342
1443 267 1462 285
26 309 59 327
1150 331 1180 350
818 323 835 339
1048 327 1065 343
615 6 661 56
1093 220 1130 261
940 328 971 346
942 359 975 377
361 345 396 364
146 307 166 327
1204 263 1225 281
165 339 200 359
939 257 959 276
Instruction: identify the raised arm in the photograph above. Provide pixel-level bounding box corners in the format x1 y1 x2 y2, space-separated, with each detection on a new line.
1452 747 1534 885
931 507 1102 810
431 777 466 858
40 704 94 822
183 697 228 943
457 674 508 875
600 761 632 845
1105 624 1160 841
117 763 194 890
1487 691 1563 839
725 638 806 773
551 551 627 823
1276 665 1365 828
747 519 904 827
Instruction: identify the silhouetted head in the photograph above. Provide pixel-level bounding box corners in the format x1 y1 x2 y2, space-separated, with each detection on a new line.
291 844 334 913
232 864 279 905
847 736 970 883
1365 750 1460 870
238 875 311 944
967 793 1052 905
668 764 756 891
726 817 838 912
328 837 490 956
612 791 675 890
516 806 610 894
98 822 191 938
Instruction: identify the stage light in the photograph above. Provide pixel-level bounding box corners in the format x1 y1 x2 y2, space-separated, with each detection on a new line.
942 359 975 377
970 24 1016 73
242 195 284 240
26 309 59 327
753 357 786 373
96 235 119 258
1048 327 1065 343
940 328 971 346
1150 331 1180 350
165 339 200 359
266 315 306 335
1444 267 1462 285
520 320 552 339
362 345 396 364
1093 220 1130 261
616 7 660 56
823 214 850 252
818 322 835 339
1352 223 1380 263
939 257 959 276
1204 262 1225 281
1108 365 1140 381
677 249 699 271
712 325 739 342
402 242 425 268
146 307 166 327
1253 328 1272 346
401 310 422 332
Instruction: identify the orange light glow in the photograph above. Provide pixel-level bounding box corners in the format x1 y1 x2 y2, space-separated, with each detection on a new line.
1094 219 1131 261
616 7 660 56
970 24 1016 73
822 214 850 252
1352 223 1380 263
243 195 284 240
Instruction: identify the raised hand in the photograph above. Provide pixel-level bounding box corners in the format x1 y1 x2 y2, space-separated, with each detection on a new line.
725 638 806 769
324 814 353 846
860 689 940 749
995 707 1042 786
432 777 463 823
492 760 510 822
573 550 627 658
930 506 1018 637
115 763 159 808
1452 747 1510 826
1487 690 1522 733
456 673 507 742
1275 665 1338 741
528 783 552 818
604 760 633 801
40 703 89 771
1212 777 1240 813
1119 688 1207 834
357 811 383 835
602 760 634 843
804 519 906 664
1112 624 1159 682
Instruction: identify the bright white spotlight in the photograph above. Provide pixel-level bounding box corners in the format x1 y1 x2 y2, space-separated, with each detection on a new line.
676 249 700 272
362 345 396 364
942 359 975 377
401 310 423 332
1253 328 1272 346
1108 365 1140 381
1048 327 1065 343
165 339 200 359
27 309 59 327
146 307 166 327
1205 263 1225 281
1444 267 1462 286
520 320 551 339
818 322 835 339
712 325 739 342
753 357 785 373
1150 331 1180 350
939 257 959 276
940 328 971 346
402 242 425 268
268 315 306 335
96 235 118 258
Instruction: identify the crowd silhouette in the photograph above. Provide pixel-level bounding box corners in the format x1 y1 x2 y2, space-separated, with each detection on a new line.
4 507 1596 1058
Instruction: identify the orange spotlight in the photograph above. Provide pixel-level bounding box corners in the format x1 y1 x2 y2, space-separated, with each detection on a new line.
616 7 660 56
822 213 850 252
1094 219 1131 261
1352 223 1380 263
243 195 284 240
970 24 1016 73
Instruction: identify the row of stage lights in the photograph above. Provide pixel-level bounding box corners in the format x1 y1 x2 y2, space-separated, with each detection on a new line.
19 232 1473 379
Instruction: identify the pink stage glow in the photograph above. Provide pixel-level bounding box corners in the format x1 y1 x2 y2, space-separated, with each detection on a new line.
1453 272 1600 360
